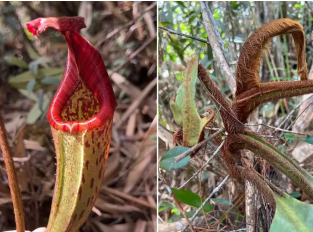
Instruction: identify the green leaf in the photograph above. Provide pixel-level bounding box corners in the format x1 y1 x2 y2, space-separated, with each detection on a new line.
160 146 190 171
26 44 39 60
284 133 300 141
4 56 28 69
26 92 51 124
158 202 173 212
29 57 51 75
18 89 38 102
302 135 313 145
171 188 213 212
26 79 36 95
27 104 43 124
8 68 63 90
41 76 61 85
289 192 301 198
270 193 313 232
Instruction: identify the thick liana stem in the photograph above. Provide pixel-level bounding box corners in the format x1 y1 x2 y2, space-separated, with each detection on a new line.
198 63 244 134
233 18 313 123
0 114 25 232
233 80 313 123
235 18 307 96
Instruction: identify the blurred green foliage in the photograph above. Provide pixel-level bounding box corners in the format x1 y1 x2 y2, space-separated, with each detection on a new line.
5 45 63 124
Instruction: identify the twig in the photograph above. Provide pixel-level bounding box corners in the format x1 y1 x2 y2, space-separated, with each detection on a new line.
101 186 156 210
200 1 236 96
96 2 157 46
159 173 195 232
227 229 246 232
272 94 313 135
279 101 313 139
112 35 156 73
174 128 224 163
274 101 313 146
181 175 230 232
178 141 224 189
0 114 25 232
0 155 31 163
306 2 313 16
246 124 311 136
204 3 225 51
159 26 209 44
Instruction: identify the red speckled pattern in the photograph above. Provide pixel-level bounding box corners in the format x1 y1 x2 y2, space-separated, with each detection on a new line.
26 17 116 132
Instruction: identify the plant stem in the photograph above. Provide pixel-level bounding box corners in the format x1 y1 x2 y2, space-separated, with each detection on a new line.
0 113 25 232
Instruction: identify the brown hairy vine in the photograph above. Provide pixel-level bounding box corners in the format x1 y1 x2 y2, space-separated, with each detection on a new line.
197 18 313 208
233 18 313 124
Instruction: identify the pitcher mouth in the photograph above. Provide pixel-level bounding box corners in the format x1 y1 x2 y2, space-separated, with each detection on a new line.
46 31 116 133
26 17 116 133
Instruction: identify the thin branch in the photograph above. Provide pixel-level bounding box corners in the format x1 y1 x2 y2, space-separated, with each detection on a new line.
178 141 224 189
159 26 209 44
246 124 312 136
175 127 224 163
272 94 313 135
227 229 246 232
278 101 313 141
181 175 230 232
112 34 156 73
204 3 225 51
0 114 25 232
96 2 157 46
200 1 236 96
306 1 313 16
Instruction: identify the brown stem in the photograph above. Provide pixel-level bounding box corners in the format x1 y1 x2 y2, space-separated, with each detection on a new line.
198 63 244 134
0 114 25 232
226 132 313 200
236 18 307 96
233 80 313 123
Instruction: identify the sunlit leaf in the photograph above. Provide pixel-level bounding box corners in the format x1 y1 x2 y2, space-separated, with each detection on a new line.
270 193 313 232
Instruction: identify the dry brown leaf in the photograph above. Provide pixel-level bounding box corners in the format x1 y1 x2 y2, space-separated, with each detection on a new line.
143 7 156 39
94 220 135 232
126 109 138 136
133 219 147 232
103 151 121 183
95 198 142 214
108 70 156 117
123 116 157 193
